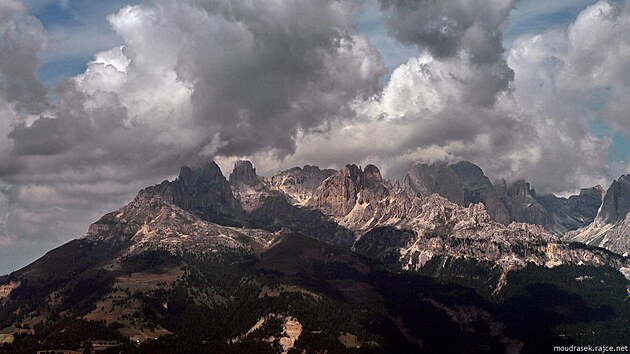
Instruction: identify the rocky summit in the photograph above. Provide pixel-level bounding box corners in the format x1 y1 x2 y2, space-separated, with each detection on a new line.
402 161 603 235
403 161 512 224
264 165 336 205
1 160 629 353
308 164 626 283
599 175 630 225
565 175 630 255
229 160 263 188
141 161 243 225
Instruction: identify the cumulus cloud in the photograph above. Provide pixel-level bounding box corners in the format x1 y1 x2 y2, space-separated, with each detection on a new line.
255 0 524 181
562 1 630 134
505 0 630 187
376 0 517 110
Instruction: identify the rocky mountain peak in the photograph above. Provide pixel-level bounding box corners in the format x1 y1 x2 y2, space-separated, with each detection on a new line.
363 164 383 184
578 186 604 198
598 174 630 224
402 161 462 203
301 165 322 174
566 186 604 216
340 164 362 180
178 161 225 186
399 160 603 234
227 160 271 212
402 161 511 224
229 160 262 187
309 164 389 218
140 161 242 224
507 180 535 202
264 165 336 205
564 178 630 255
450 161 492 189
5 159 630 352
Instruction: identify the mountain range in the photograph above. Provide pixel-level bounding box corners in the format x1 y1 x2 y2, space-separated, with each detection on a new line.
0 159 629 353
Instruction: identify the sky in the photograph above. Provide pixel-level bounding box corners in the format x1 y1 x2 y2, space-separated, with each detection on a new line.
1 0 630 274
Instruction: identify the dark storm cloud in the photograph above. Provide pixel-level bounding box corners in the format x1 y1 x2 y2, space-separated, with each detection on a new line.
0 0 48 114
378 0 516 64
9 118 72 155
170 0 386 157
7 79 128 157
376 0 517 107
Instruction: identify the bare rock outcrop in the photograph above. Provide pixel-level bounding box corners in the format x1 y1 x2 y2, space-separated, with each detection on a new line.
140 161 242 224
565 175 630 255
308 164 627 274
229 160 263 187
309 164 389 218
264 165 336 205
402 161 601 234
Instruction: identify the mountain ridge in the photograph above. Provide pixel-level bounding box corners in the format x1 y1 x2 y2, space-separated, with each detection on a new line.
401 161 603 235
1 159 629 353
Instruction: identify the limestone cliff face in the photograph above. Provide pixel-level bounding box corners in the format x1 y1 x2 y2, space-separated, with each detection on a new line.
568 187 605 220
565 176 630 255
599 175 630 224
6 160 628 351
228 160 271 212
140 161 242 225
351 193 623 273
229 160 263 187
499 180 548 226
85 191 273 254
306 164 627 274
403 161 511 225
264 165 336 205
402 162 466 205
86 159 626 275
537 186 604 234
309 164 389 218
402 161 601 234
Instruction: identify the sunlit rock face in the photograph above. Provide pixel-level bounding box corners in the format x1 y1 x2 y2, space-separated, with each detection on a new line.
229 160 262 188
264 165 336 205
139 161 243 224
401 161 602 234
304 163 626 275
565 175 630 255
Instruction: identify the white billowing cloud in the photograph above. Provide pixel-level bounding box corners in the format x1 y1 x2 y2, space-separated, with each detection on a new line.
376 0 517 108
505 1 630 181
375 53 514 117
567 1 630 134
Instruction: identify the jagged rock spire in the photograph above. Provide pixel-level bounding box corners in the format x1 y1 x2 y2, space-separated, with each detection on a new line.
229 160 262 187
